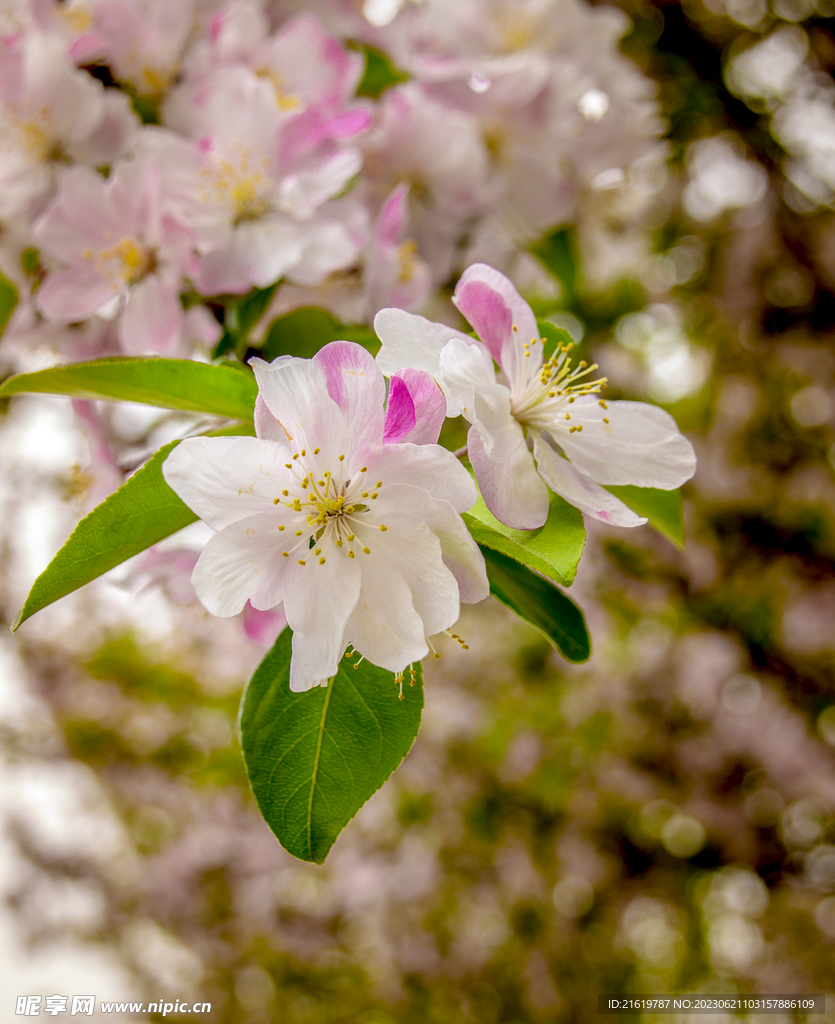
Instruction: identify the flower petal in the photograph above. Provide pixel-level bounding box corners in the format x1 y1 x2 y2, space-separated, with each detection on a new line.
438 335 496 422
249 354 348 464
373 484 489 604
314 341 385 459
374 307 473 414
367 441 478 512
36 266 117 323
555 398 697 489
284 553 361 691
163 436 293 531
191 512 298 617
384 369 446 445
468 425 549 531
533 435 647 528
254 394 290 443
471 382 525 463
452 263 541 393
346 556 428 672
119 277 182 355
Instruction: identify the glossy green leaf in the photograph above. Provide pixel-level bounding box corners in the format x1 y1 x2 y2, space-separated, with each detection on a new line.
536 318 575 359
0 358 257 420
259 307 378 362
606 484 685 548
531 227 580 302
356 44 410 98
481 545 590 663
463 490 586 588
0 270 18 338
240 629 423 863
13 440 198 630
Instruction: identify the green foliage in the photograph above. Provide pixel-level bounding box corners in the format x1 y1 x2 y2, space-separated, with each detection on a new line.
531 228 579 304
0 357 258 421
356 44 410 98
240 629 423 863
606 484 685 547
13 441 197 630
463 490 586 588
480 545 591 663
0 270 18 338
259 306 378 362
536 318 575 359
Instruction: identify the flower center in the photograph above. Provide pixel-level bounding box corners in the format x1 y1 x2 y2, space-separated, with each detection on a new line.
511 336 607 433
199 148 274 224
272 449 387 566
84 237 156 286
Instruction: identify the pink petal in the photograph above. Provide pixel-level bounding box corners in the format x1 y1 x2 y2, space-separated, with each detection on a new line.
119 277 182 355
385 368 445 445
242 602 288 645
37 265 117 322
382 375 416 445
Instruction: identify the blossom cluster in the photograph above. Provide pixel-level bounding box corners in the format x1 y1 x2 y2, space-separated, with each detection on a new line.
0 0 666 360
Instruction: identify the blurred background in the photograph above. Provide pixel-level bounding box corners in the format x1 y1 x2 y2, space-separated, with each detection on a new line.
2 0 835 1020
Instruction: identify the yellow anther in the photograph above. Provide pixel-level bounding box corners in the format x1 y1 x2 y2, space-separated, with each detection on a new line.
282 551 289 557
336 538 343 547
433 653 441 659
324 470 331 477
295 530 303 536
347 534 355 541
376 481 382 488
348 550 355 558
371 493 378 499
314 548 321 556
273 497 280 504
278 524 285 531
298 559 306 566
301 449 306 456
361 491 369 498
568 396 575 403
512 325 518 331
363 546 370 554
565 413 571 420
338 454 345 461
319 557 326 565
360 466 367 473
603 417 609 424
380 524 387 531
285 463 292 468
318 480 325 487
282 489 289 496
576 424 583 432
599 400 608 408
292 453 299 460
462 644 469 650
313 447 320 454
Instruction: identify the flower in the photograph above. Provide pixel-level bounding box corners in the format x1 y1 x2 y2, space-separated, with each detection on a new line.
375 263 697 530
162 342 487 692
34 158 196 354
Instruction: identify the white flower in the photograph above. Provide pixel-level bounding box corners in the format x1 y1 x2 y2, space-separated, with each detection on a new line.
375 263 697 530
162 342 488 692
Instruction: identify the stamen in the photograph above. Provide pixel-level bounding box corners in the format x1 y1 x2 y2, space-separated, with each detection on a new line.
379 524 387 531
278 525 285 531
362 546 370 554
298 559 306 566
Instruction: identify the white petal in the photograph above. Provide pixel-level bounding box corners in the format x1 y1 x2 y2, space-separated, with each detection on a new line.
163 436 293 530
468 426 549 531
366 442 477 512
374 307 473 414
249 355 348 464
345 559 428 672
554 398 697 489
438 335 497 421
191 513 298 617
471 383 524 463
284 553 361 692
533 435 646 528
372 484 489 604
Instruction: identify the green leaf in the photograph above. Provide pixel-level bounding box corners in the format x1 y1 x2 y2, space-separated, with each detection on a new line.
463 490 586 588
605 484 684 548
356 44 410 98
234 283 279 341
259 307 378 361
0 357 257 420
480 545 590 663
13 440 198 630
240 630 423 863
536 318 574 359
0 270 18 338
531 227 580 302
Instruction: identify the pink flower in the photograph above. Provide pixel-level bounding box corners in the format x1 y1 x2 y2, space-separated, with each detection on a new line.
0 31 137 217
34 159 196 354
365 183 432 316
149 66 365 294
